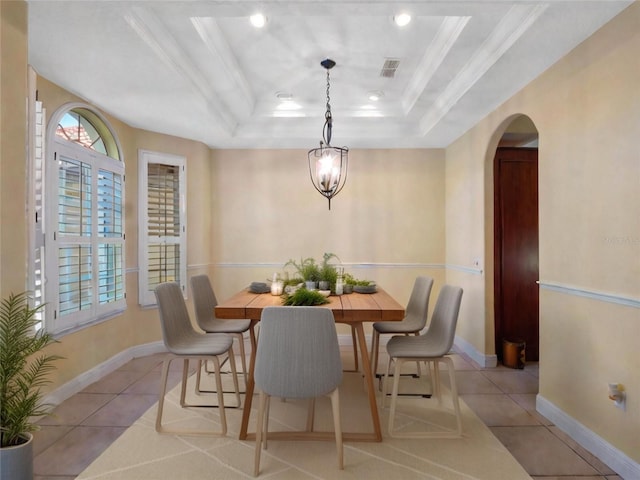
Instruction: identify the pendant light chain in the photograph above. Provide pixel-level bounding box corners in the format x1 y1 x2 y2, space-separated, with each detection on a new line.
324 68 333 146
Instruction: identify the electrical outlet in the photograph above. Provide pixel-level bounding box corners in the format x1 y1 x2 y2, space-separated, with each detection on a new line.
608 383 626 410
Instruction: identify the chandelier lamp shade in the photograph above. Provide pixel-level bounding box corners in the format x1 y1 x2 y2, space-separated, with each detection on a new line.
308 59 348 210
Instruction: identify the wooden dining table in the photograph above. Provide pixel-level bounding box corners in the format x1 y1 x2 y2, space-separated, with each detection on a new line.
215 286 404 442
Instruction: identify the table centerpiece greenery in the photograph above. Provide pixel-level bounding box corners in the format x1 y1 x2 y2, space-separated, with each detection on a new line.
282 288 330 306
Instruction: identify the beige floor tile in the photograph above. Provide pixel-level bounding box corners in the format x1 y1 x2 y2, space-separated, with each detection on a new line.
490 426 600 476
32 425 74 456
509 393 553 426
450 370 504 394
461 393 541 426
81 393 158 427
119 354 165 372
81 369 148 394
37 392 115 426
548 426 617 475
33 426 126 476
481 369 539 394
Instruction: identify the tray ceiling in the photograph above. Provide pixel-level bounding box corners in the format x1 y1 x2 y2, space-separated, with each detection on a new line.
27 1 632 149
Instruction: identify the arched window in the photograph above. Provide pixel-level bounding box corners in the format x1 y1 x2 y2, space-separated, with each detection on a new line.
55 107 119 158
39 103 126 334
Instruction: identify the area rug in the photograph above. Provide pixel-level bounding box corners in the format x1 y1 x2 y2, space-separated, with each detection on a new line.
77 369 531 479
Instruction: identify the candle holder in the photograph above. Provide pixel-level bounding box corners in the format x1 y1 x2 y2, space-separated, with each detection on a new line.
270 273 284 296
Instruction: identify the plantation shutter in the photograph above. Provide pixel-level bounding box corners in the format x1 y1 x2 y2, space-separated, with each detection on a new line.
97 169 124 305
31 100 46 330
138 150 186 306
57 156 93 315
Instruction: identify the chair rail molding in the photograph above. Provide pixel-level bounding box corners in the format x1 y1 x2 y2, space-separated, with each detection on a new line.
538 281 640 309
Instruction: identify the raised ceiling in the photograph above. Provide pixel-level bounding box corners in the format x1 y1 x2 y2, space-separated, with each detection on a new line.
27 1 632 149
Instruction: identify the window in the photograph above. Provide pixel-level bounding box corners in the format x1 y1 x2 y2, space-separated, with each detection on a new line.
138 150 186 306
41 104 125 334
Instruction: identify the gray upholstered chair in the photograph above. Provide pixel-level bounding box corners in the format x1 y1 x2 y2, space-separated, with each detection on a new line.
382 284 463 438
154 282 240 436
370 276 434 376
190 274 252 384
253 306 344 476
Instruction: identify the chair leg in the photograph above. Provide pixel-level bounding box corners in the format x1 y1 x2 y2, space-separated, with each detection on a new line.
433 360 442 402
195 359 204 394
157 353 235 436
263 396 271 449
387 355 463 438
413 332 422 377
387 358 404 436
179 358 190 407
210 355 227 436
198 334 247 388
234 332 248 385
350 325 359 372
329 388 344 470
254 391 269 476
155 355 172 433
306 397 316 431
194 348 242 408
226 345 242 408
381 355 393 408
442 356 463 436
370 330 380 376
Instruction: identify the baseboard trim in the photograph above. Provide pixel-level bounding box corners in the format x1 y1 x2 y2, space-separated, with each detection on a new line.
454 335 498 368
43 341 166 406
537 395 639 479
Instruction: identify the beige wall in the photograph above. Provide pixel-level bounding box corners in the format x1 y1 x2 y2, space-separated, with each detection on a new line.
211 150 444 333
208 148 447 336
445 3 639 462
0 1 28 295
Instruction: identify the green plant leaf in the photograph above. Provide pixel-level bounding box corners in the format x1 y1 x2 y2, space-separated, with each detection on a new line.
0 292 63 447
282 288 329 306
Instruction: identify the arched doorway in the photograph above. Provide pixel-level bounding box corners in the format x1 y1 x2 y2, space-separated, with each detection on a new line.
493 115 539 362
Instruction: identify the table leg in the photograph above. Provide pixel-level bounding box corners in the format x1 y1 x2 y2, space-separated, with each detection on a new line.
353 322 383 441
238 320 258 440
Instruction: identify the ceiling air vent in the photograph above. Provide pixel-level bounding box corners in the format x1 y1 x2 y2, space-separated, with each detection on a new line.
380 58 400 78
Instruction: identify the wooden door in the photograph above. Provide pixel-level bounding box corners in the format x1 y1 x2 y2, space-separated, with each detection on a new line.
494 147 539 361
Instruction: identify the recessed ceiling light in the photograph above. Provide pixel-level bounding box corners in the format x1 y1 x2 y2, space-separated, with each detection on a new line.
276 91 293 100
393 13 411 27
250 13 266 28
368 90 384 101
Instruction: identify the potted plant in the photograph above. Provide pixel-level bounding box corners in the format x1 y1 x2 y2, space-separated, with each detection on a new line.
343 272 356 294
0 292 61 480
318 252 340 291
285 257 320 289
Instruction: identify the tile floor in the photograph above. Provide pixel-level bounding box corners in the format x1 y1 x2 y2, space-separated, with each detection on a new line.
33 346 622 480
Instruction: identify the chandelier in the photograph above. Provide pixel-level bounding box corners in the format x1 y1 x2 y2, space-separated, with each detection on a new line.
308 59 348 210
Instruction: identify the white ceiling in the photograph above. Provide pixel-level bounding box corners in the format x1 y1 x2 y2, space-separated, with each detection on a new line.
27 1 631 149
